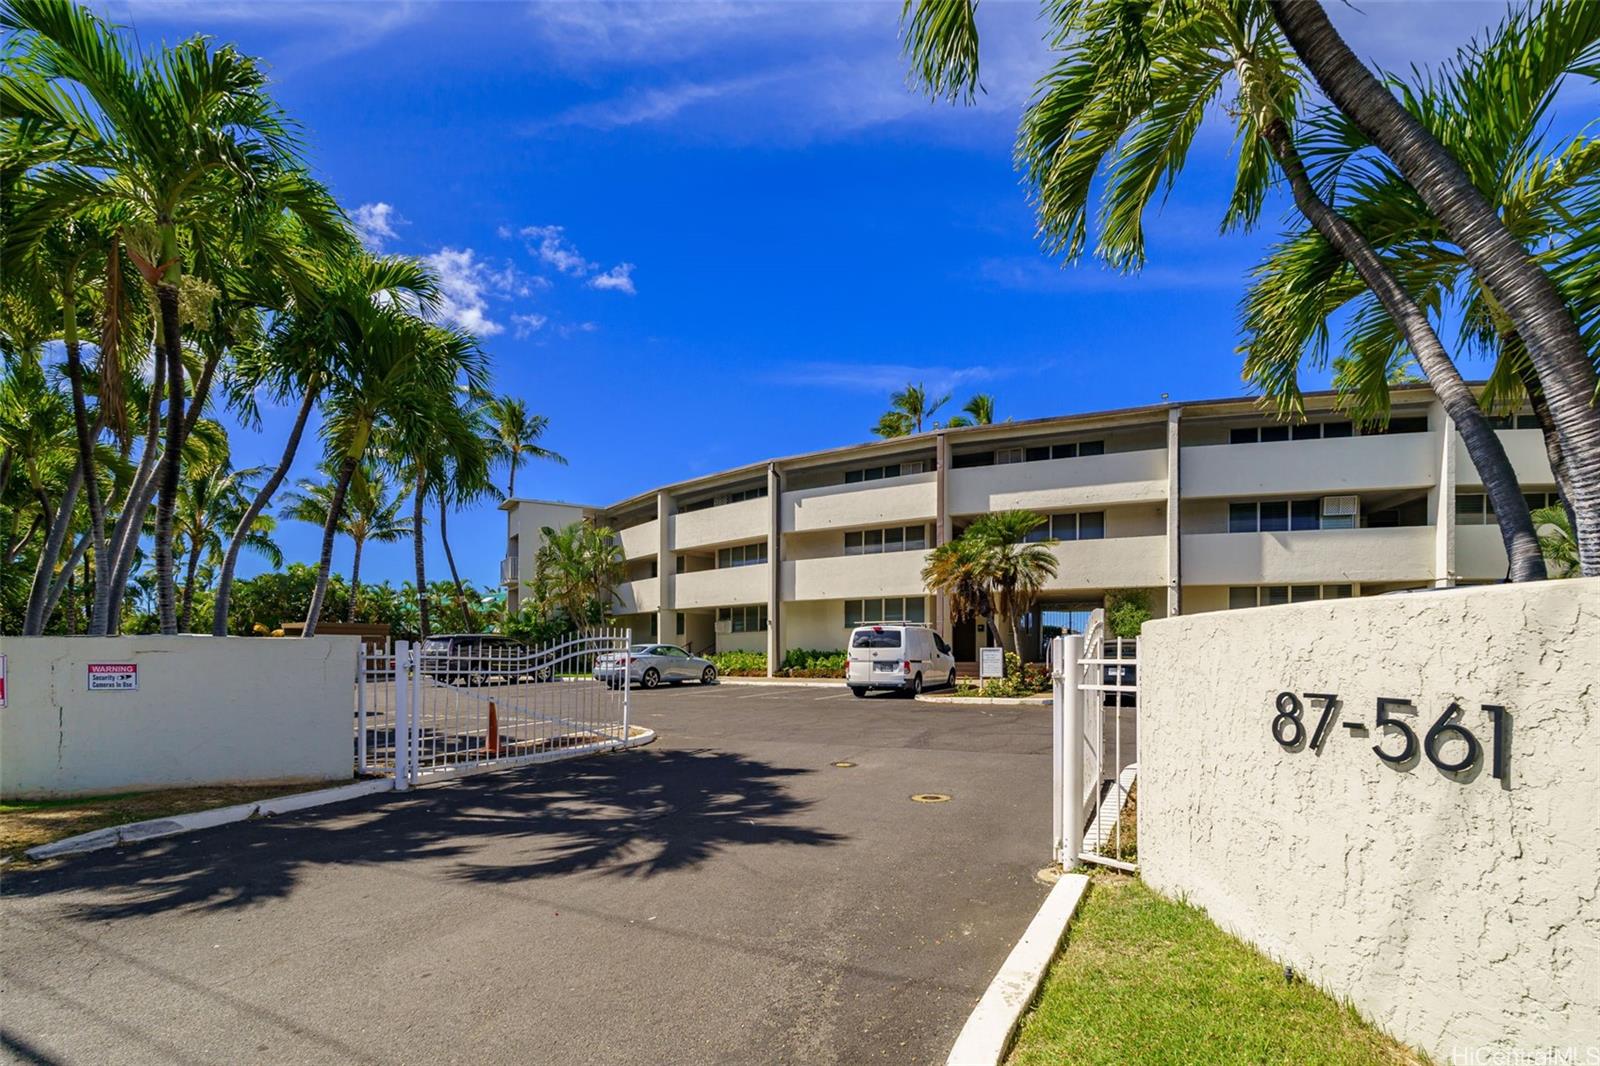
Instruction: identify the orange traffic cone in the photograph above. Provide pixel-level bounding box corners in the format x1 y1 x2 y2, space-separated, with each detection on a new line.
487 701 499 757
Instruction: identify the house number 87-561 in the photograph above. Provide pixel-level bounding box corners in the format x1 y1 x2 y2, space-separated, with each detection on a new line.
1271 693 1509 781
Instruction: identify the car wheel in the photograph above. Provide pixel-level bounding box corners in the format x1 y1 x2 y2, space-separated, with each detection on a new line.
849 686 867 699
641 668 660 690
701 666 717 685
946 669 957 689
537 666 554 683
907 673 923 697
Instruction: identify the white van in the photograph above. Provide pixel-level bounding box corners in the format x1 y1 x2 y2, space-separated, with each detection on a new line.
845 623 956 698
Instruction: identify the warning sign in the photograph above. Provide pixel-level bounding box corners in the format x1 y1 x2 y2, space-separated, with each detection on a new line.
87 662 138 691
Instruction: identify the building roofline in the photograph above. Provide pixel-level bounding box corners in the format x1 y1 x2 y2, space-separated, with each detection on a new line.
498 496 600 513
595 382 1455 514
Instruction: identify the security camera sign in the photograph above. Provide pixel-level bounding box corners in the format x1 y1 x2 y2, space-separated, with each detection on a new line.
87 662 138 691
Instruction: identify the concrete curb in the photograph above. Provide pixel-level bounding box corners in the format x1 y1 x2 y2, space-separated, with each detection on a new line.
916 694 1051 707
945 872 1091 1066
715 676 838 687
24 778 395 860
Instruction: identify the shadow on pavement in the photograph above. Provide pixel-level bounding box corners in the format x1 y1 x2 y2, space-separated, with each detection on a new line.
3 747 844 922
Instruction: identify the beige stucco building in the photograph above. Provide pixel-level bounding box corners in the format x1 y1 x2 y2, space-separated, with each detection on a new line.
502 385 1556 673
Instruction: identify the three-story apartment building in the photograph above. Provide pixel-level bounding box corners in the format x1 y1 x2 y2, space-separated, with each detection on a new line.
501 385 1556 674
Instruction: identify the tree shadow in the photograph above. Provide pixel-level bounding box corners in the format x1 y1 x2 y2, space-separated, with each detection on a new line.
2 748 844 922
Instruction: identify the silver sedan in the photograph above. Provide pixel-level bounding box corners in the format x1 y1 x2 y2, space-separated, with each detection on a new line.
594 644 718 689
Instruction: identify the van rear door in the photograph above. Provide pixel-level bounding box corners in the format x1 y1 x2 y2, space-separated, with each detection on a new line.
850 626 904 684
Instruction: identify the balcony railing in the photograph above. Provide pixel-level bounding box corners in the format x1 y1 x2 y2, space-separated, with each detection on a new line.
947 448 1168 515
1180 433 1438 499
499 556 518 586
674 564 769 610
782 470 937 533
1181 526 1434 585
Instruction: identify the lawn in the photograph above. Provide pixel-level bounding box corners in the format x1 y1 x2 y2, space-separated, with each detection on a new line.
0 783 317 863
1007 874 1427 1066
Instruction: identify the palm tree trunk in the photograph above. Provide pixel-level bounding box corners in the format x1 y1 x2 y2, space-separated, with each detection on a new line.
413 470 430 641
506 456 518 500
1259 118 1545 581
1270 0 1600 576
23 467 82 634
1518 365 1579 535
179 540 202 632
213 381 318 635
100 340 164 631
347 538 364 624
438 499 475 632
154 280 185 634
40 533 91 632
61 290 109 633
304 454 358 638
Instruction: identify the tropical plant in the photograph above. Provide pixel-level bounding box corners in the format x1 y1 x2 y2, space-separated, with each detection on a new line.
281 460 412 624
1105 588 1152 638
872 381 949 438
945 393 995 428
482 394 567 499
1532 504 1579 578
530 519 625 623
171 451 279 630
922 510 1058 655
900 0 1548 580
1268 2 1600 574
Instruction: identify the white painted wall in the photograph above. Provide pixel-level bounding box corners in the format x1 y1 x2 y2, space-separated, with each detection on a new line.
1 636 357 799
1137 580 1600 1059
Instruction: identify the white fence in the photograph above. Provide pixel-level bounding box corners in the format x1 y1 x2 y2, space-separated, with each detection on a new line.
1050 613 1139 871
355 629 647 788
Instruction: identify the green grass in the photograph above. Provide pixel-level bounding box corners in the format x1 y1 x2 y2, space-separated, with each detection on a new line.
1007 874 1427 1066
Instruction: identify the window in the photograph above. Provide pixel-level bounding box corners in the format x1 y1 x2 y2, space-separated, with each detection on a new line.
851 628 902 649
845 526 928 556
1230 422 1353 444
1523 490 1561 514
685 486 767 510
1369 416 1429 434
843 598 926 628
1227 499 1337 533
951 451 994 469
675 612 684 636
845 460 927 484
1228 584 1354 608
1260 425 1289 443
996 447 1025 464
648 560 658 578
718 605 768 632
1456 493 1496 526
1048 511 1104 541
675 556 686 574
716 542 768 568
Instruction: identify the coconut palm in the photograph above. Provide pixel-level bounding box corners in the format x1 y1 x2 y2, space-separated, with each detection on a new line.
482 394 567 499
282 461 411 624
3 0 348 629
172 454 279 630
1266 1 1600 575
900 0 1546 580
531 519 625 624
872 382 950 438
945 393 995 428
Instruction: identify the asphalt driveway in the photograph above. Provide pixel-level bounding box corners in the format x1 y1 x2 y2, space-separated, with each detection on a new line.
1 684 1053 1065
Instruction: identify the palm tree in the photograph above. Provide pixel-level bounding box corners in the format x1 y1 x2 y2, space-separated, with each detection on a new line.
873 382 950 438
483 394 567 499
172 454 279 631
210 251 436 635
281 461 412 624
1532 505 1578 578
922 510 1058 656
900 0 1546 580
3 0 348 630
945 393 995 428
921 536 995 638
531 520 625 624
1267 1 1600 575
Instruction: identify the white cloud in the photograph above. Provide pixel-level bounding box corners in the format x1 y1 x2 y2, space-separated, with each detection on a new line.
588 263 637 295
423 247 503 336
764 361 1007 396
351 202 402 251
511 312 548 339
518 225 597 276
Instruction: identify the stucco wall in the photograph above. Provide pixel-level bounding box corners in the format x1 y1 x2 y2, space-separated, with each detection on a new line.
1137 580 1600 1058
0 636 357 799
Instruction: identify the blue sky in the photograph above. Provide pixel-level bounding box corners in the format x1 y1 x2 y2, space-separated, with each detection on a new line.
100 0 1545 588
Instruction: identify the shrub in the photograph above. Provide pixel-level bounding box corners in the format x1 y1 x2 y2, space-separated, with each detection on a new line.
969 651 1051 698
779 648 847 678
709 650 767 676
1106 589 1152 638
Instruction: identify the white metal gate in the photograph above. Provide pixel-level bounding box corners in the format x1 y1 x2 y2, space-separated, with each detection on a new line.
1050 611 1139 871
355 628 644 788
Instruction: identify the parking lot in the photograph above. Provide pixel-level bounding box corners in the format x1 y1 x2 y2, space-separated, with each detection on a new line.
1 682 1053 1065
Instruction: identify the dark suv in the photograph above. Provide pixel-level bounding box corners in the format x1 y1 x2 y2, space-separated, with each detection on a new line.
418 634 553 686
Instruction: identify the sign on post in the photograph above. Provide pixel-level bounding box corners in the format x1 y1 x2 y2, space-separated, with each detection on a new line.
979 646 1004 680
87 662 138 691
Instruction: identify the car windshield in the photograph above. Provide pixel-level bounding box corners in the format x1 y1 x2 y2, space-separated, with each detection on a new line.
851 628 902 649
629 645 652 654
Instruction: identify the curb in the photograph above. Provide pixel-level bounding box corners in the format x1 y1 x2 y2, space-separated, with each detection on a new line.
916 694 1051 706
714 676 839 687
24 778 395 860
945 872 1090 1066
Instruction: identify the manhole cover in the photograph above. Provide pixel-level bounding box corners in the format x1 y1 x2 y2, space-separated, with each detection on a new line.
831 761 857 768
911 793 952 804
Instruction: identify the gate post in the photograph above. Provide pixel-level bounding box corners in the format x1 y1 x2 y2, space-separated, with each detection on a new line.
622 627 632 741
394 640 410 791
1052 634 1085 866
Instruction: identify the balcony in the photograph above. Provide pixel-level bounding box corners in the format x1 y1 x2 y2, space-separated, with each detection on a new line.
617 519 659 561
499 556 518 587
1181 526 1435 585
1180 433 1438 500
614 577 659 615
1045 535 1168 591
946 449 1167 516
670 497 768 551
782 471 937 533
1453 429 1555 488
674 564 769 610
783 550 930 602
